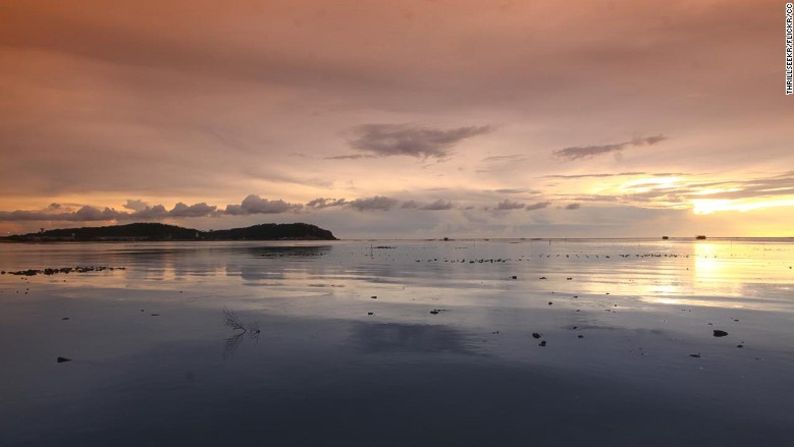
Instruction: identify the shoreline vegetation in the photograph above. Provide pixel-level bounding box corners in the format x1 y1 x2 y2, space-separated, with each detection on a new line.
0 222 337 242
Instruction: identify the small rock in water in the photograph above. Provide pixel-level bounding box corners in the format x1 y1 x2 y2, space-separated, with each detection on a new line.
429 309 442 315
532 332 542 339
566 277 573 280
539 276 547 280
151 313 160 317
577 335 584 339
548 301 553 306
713 330 728 337
370 296 377 299
538 340 547 347
511 276 518 280
736 344 744 348
689 353 701 358
57 356 71 363
61 317 70 321
367 312 374 316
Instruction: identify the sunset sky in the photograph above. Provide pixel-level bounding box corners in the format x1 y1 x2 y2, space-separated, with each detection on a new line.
1 0 792 238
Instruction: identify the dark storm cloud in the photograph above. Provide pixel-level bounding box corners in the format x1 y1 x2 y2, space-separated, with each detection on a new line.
122 199 150 212
554 135 667 161
525 201 552 211
348 196 400 211
495 199 526 210
419 199 454 211
224 195 303 215
401 199 454 210
170 202 217 217
346 124 492 159
306 198 349 209
130 205 169 219
0 200 219 222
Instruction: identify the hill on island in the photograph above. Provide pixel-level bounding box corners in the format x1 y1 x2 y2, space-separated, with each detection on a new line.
1 222 337 242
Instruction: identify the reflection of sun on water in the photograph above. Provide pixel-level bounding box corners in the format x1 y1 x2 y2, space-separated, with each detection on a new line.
694 242 720 277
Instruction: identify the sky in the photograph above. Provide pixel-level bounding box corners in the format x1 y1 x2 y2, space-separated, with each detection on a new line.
1 0 792 238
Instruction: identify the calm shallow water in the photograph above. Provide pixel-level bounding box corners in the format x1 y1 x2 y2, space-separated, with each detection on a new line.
1 239 793 446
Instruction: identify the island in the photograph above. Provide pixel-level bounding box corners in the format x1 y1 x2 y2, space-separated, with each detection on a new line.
0 222 337 242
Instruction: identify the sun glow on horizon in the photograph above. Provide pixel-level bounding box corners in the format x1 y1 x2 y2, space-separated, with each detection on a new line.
692 198 794 215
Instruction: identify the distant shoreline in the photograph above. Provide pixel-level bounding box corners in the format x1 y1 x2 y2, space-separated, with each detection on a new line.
0 222 338 243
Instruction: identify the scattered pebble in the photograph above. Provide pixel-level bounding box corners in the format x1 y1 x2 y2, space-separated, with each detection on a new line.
713 330 728 337
532 332 542 339
56 356 71 363
538 340 547 347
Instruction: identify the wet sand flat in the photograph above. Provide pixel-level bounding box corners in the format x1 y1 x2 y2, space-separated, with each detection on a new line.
1 239 793 446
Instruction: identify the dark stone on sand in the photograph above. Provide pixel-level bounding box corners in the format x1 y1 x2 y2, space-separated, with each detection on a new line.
370 296 377 299
532 332 541 339
548 301 553 305
539 276 547 280
57 356 71 363
511 276 517 279
713 330 728 337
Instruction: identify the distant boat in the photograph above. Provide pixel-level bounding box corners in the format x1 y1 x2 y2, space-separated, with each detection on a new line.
662 236 669 240
696 235 707 240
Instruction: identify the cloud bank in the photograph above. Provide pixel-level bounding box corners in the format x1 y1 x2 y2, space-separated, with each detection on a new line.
343 124 492 159
554 135 667 161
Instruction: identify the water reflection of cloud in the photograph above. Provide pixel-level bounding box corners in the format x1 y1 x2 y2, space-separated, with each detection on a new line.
351 322 476 355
